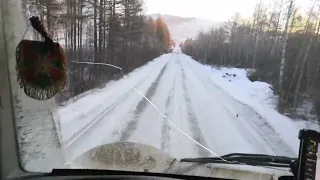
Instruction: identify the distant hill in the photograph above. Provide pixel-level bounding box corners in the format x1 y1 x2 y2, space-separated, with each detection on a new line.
148 14 223 44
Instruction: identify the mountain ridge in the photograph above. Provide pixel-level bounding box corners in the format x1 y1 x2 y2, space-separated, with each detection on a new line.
147 14 223 44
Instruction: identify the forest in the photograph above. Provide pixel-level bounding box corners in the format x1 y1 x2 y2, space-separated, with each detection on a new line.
21 0 172 102
181 0 320 120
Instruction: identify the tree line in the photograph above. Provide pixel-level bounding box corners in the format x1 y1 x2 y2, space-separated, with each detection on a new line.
21 0 172 102
181 0 320 120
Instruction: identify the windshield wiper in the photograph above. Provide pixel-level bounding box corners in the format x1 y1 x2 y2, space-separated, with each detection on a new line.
180 153 297 168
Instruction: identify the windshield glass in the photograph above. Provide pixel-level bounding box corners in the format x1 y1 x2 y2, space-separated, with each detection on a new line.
3 0 320 176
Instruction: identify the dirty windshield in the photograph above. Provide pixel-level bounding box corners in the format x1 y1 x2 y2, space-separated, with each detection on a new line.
5 0 320 175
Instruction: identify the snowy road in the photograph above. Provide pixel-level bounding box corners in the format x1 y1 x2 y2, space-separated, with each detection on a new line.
59 52 296 162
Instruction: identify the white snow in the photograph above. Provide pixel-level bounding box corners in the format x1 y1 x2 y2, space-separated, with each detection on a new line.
58 55 168 142
58 55 170 160
208 67 276 109
54 48 314 168
195 60 320 155
7 0 315 174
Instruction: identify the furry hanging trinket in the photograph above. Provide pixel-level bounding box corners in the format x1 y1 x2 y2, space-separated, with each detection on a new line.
16 16 67 100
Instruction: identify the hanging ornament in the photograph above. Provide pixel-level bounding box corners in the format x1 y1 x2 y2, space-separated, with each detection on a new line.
16 16 67 100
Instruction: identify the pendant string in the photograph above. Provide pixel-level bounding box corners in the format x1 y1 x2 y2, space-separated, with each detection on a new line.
21 23 31 41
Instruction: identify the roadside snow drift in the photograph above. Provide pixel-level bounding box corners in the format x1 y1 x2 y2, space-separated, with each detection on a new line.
209 67 276 109
198 61 320 155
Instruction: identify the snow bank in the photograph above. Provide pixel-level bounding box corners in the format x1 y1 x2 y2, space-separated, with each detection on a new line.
200 64 312 155
180 55 316 155
294 120 320 132
209 67 276 109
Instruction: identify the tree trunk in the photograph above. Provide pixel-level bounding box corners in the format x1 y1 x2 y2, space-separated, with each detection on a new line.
278 0 294 111
99 0 104 54
73 0 77 61
252 35 259 69
292 1 317 107
293 37 313 107
285 48 303 103
93 0 98 63
78 0 83 59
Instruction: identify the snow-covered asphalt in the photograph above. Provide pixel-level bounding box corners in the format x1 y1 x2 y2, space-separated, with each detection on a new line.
59 52 296 162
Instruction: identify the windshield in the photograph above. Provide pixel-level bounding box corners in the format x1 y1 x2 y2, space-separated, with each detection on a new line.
3 0 320 177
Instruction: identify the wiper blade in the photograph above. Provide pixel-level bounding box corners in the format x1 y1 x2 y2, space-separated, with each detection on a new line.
180 153 297 168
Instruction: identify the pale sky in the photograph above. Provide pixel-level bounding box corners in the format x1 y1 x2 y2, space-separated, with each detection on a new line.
145 0 310 22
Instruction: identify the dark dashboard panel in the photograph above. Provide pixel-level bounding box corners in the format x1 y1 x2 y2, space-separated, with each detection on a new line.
278 176 294 180
8 170 295 180
47 169 235 180
16 176 234 180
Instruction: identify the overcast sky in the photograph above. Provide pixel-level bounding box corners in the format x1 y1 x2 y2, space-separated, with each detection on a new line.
144 0 310 22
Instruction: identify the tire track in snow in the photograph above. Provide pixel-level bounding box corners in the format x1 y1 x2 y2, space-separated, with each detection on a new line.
239 106 296 156
64 73 151 147
119 62 169 142
64 57 171 161
178 58 210 157
160 70 176 152
64 58 168 147
183 57 295 156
